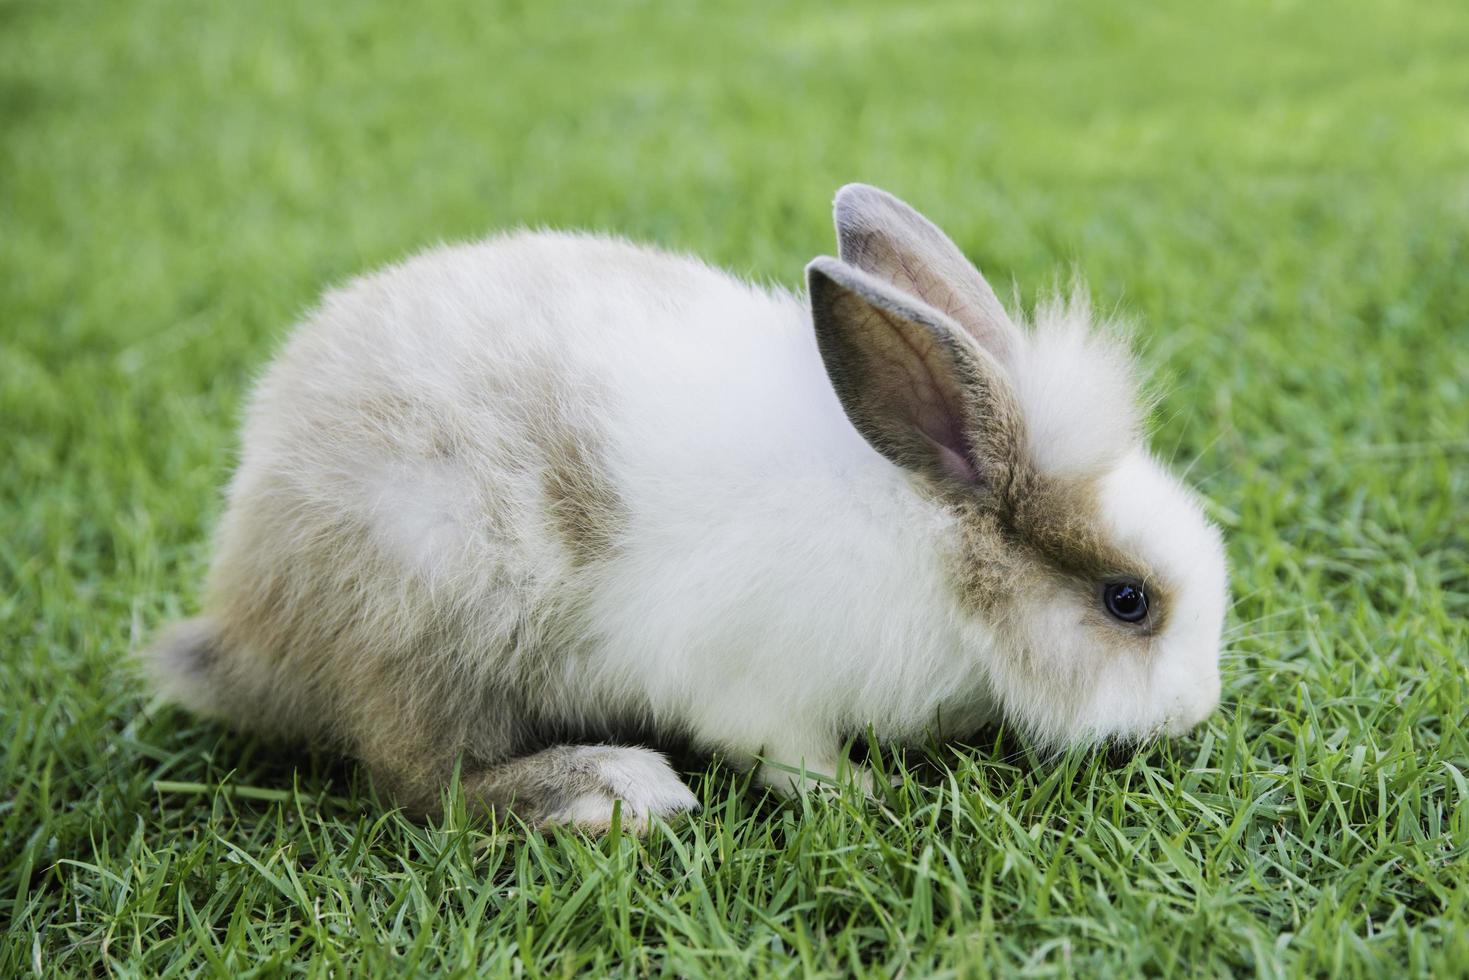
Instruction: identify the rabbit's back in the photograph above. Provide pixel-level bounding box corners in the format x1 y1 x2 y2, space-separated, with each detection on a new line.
188 232 857 776
228 231 826 594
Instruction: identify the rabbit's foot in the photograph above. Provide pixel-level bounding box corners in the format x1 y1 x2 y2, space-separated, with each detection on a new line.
470 744 699 834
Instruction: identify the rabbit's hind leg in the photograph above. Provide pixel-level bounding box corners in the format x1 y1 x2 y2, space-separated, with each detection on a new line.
463 745 700 834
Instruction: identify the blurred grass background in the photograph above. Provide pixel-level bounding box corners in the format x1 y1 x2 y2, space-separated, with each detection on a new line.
3 0 1468 974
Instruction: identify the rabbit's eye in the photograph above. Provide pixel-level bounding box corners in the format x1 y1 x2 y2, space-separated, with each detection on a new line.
1103 582 1149 623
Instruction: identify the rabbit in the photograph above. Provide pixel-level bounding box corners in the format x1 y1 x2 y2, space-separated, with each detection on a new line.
144 184 1228 833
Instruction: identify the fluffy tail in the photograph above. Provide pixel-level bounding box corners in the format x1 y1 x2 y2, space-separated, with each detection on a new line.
141 616 229 718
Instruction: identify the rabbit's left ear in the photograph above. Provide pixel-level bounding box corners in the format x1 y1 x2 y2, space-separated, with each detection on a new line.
833 184 1020 365
807 256 1023 491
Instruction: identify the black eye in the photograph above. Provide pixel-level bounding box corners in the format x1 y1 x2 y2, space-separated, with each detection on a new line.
1103 582 1149 623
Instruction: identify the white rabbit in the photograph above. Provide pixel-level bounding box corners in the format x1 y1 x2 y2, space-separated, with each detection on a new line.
145 185 1228 833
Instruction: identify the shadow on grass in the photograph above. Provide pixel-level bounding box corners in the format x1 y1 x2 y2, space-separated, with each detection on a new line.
135 706 1198 842
137 707 364 825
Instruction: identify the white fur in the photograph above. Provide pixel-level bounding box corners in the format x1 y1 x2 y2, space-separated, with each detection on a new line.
1098 451 1228 736
173 194 1227 803
1011 289 1142 481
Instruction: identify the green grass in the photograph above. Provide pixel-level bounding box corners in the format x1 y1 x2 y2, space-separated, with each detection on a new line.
4 0 1468 974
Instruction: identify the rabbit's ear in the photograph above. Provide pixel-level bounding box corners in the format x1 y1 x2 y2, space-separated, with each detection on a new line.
808 256 1023 489
833 184 1019 365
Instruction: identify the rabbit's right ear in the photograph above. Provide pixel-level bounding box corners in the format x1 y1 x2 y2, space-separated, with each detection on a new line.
833 184 1020 365
808 256 1023 491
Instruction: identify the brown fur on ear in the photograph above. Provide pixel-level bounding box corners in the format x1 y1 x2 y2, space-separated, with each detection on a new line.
807 256 1024 493
833 184 1019 365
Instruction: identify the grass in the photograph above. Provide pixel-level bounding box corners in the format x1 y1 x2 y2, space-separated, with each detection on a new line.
3 0 1468 974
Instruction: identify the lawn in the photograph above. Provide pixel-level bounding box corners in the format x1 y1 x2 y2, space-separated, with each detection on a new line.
3 0 1468 974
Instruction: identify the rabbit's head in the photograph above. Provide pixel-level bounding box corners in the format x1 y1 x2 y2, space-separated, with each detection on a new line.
808 185 1227 748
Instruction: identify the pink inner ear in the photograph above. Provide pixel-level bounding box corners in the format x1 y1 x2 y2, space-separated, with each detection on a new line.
927 434 979 483
907 378 978 483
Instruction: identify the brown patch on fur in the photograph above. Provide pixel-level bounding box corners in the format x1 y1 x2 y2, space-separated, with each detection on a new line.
949 499 1025 617
541 429 624 567
1013 474 1170 636
347 389 464 462
1010 474 1121 578
944 459 1169 638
